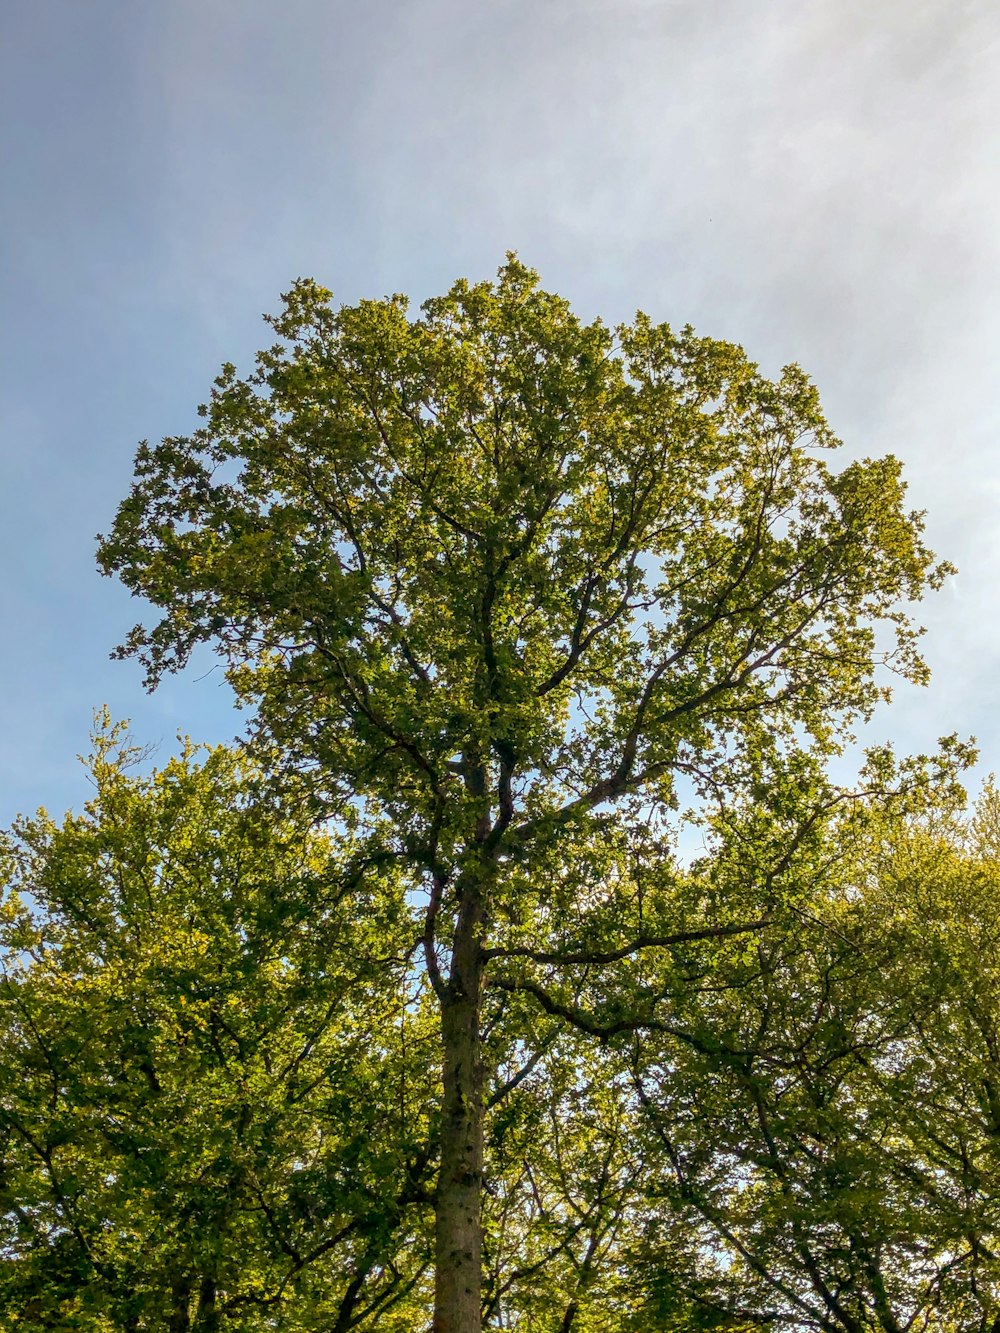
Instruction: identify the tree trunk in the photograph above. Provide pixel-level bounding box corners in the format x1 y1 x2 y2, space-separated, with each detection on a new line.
194 1274 219 1332
168 1275 194 1333
559 1299 580 1333
433 885 486 1333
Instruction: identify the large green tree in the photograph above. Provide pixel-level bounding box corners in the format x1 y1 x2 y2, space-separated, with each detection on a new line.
97 257 949 1332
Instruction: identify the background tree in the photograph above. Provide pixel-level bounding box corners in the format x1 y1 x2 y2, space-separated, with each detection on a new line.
0 720 438 1330
98 257 950 1333
481 1021 645 1331
629 782 1000 1333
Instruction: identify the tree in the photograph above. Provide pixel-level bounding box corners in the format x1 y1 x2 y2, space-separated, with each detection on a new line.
97 256 950 1332
629 785 1000 1333
0 720 438 1329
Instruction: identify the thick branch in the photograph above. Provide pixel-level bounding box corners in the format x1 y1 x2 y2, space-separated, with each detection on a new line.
487 975 741 1058
483 917 772 966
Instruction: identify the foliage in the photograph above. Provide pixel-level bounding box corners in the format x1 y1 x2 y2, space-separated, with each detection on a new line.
81 256 969 1330
629 791 1000 1333
5 738 1000 1329
0 720 436 1330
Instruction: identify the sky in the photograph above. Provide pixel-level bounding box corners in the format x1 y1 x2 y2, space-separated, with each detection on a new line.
1 0 998 820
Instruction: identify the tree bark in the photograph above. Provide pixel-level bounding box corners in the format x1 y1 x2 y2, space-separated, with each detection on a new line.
194 1274 219 1332
559 1299 580 1333
433 883 486 1333
168 1275 194 1333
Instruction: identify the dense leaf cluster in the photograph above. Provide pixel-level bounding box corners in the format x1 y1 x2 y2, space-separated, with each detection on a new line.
5 737 1000 1329
0 261 988 1330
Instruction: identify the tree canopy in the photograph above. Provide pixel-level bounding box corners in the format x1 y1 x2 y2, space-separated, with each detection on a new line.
7 735 998 1330
93 256 961 1333
0 722 437 1329
0 257 969 1331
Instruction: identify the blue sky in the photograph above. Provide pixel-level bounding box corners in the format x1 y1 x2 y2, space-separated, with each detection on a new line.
2 0 998 819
